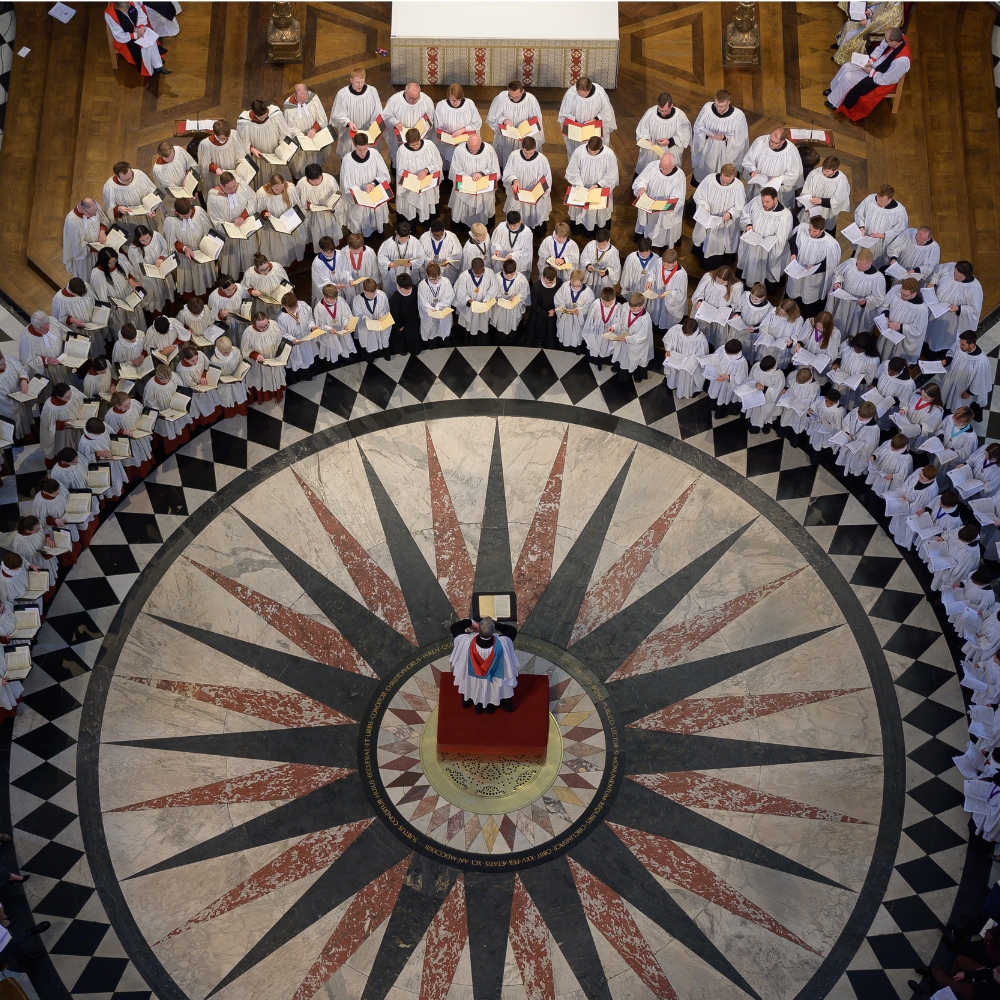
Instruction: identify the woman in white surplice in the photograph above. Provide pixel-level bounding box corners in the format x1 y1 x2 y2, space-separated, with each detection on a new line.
449 617 520 711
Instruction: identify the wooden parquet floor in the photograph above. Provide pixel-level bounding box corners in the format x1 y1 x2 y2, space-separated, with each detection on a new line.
1 1 997 317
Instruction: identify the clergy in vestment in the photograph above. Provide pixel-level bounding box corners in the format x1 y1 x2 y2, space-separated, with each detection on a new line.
395 129 443 224
416 264 455 345
852 185 908 269
104 1 167 77
691 90 749 184
558 77 617 157
340 134 391 238
197 120 250 198
39 383 85 464
377 220 426 299
297 164 347 249
798 155 850 233
940 331 992 411
741 128 803 209
691 164 745 269
878 279 928 363
833 1 903 64
330 68 383 160
312 289 356 364
152 140 197 218
487 81 546 171
433 85 482 175
736 188 793 286
241 314 287 402
448 133 501 229
103 160 161 237
828 29 911 122
489 211 533 276
501 137 553 231
237 100 294 187
449 617 519 711
420 220 463 285
635 93 692 174
565 137 619 232
462 224 492 273
63 199 110 283
282 83 329 179
925 261 983 354
886 226 940 282
383 82 435 167
206 174 259 279
632 152 686 249
825 249 885 337
785 217 842 318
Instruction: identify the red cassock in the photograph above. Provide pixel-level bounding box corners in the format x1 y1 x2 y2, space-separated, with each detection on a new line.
837 39 912 122
105 2 151 76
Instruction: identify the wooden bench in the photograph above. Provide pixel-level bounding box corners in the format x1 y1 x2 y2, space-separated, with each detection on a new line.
106 21 118 70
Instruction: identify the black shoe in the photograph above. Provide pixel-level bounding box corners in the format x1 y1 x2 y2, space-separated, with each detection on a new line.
748 425 760 434
907 982 930 998
154 66 173 76
500 698 514 712
829 43 838 50
26 921 50 937
914 965 933 976
823 89 832 96
824 101 836 110
475 703 484 714
485 703 497 713
462 698 474 709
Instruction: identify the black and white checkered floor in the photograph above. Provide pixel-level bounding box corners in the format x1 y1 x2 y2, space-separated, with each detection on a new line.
0 342 992 1000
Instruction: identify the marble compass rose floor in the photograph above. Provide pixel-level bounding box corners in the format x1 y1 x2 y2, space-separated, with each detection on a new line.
3 348 975 1000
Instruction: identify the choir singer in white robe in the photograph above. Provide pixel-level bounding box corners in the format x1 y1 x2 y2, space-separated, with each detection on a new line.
566 137 619 233
635 93 692 174
632 152 686 249
282 83 329 179
785 216 842 318
691 90 748 184
852 185 908 269
798 155 850 234
197 120 249 198
383 82 435 168
825 249 885 337
925 261 983 354
742 128 803 209
330 68 383 161
502 137 553 232
340 134 391 238
886 226 940 283
237 101 294 188
433 85 482 175
395 128 443 225
152 140 197 218
103 160 161 237
448 133 501 229
63 199 110 282
737 188 793 287
558 76 617 157
206 174 259 280
487 80 545 171
878 278 928 363
692 164 745 270
164 198 216 298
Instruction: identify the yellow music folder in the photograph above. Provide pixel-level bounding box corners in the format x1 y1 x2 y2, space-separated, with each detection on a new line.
366 314 394 331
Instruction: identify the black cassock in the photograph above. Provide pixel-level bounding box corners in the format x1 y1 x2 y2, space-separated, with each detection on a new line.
389 289 422 355
523 279 559 349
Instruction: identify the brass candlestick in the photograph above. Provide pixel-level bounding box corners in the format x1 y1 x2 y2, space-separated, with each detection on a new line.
724 2 761 67
266 2 303 64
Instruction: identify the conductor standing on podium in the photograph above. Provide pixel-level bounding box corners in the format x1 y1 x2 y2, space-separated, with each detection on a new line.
449 617 520 713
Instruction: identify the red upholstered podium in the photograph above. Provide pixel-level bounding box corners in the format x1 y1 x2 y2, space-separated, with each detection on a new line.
437 673 549 756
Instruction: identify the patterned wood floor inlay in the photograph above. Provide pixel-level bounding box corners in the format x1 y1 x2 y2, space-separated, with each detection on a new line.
79 411 900 1000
